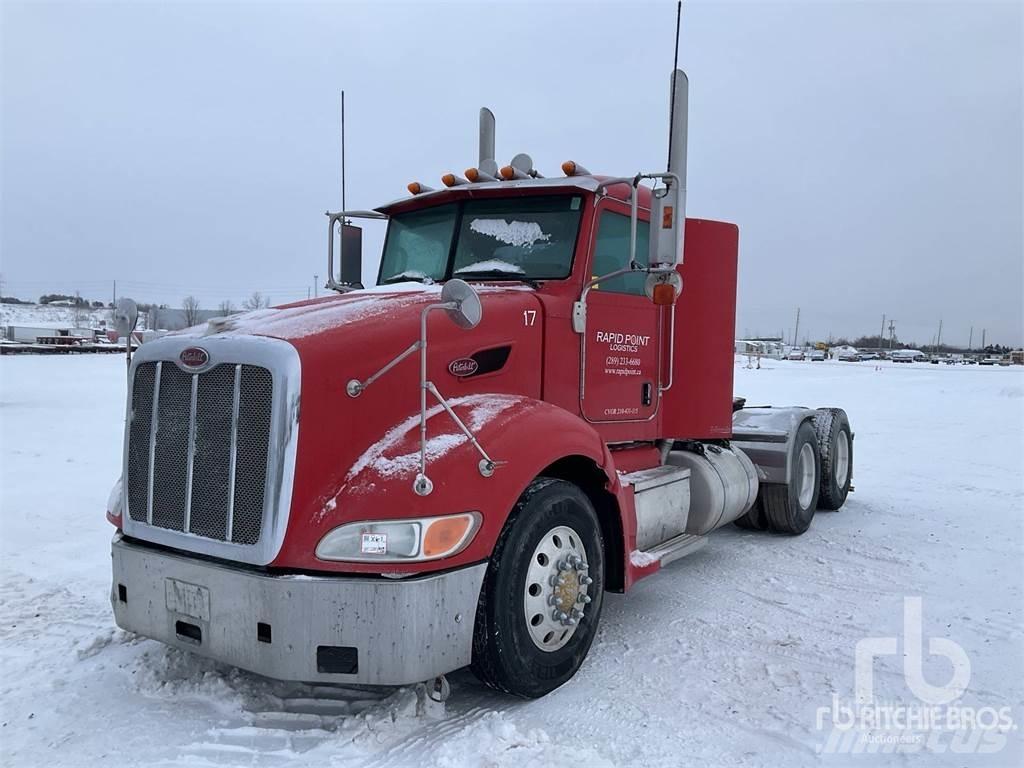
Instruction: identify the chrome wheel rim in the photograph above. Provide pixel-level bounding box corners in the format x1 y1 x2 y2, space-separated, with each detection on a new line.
835 431 850 488
797 442 816 509
523 525 591 652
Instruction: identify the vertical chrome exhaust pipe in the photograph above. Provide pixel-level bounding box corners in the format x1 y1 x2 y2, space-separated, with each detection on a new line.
668 69 688 194
479 108 495 168
668 69 688 266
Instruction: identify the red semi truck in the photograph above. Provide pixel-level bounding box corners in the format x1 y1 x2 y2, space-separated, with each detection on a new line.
107 70 853 698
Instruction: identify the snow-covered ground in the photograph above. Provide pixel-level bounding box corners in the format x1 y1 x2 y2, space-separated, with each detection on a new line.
0 303 113 331
1 355 1021 767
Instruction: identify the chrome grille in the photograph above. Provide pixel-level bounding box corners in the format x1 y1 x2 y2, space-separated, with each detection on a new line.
127 361 273 545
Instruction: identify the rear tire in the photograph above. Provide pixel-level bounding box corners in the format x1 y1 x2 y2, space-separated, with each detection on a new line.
733 496 767 530
814 407 853 510
762 420 820 535
470 477 605 698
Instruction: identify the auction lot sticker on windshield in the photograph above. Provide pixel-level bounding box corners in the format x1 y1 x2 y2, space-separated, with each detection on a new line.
165 578 210 622
361 533 387 555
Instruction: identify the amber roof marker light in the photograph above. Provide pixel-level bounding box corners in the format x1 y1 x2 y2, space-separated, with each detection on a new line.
561 160 591 177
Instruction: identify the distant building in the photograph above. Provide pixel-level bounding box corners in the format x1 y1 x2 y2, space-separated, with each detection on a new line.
735 339 784 359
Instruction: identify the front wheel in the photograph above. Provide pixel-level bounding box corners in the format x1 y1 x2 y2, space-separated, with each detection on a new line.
470 477 605 698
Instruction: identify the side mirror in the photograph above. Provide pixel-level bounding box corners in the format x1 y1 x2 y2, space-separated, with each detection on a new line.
339 222 363 286
114 298 139 337
440 279 483 329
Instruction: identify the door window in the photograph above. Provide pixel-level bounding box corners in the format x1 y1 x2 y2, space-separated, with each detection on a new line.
592 211 650 295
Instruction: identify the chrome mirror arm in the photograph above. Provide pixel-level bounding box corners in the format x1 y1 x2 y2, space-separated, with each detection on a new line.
346 298 496 497
414 303 496 496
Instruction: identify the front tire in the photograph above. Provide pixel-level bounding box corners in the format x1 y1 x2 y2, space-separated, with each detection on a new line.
471 477 605 698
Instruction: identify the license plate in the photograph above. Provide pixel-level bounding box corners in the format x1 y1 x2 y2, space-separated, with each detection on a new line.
165 578 210 621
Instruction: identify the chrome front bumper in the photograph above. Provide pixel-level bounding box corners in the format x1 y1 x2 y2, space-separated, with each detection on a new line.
110 534 487 685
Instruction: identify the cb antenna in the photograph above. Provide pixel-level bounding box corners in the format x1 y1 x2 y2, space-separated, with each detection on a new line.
667 1 682 173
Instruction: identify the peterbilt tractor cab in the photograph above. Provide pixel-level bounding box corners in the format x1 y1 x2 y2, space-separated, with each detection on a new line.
108 69 854 699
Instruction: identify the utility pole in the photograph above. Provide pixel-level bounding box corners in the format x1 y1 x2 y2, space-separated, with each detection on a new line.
981 329 986 350
888 319 896 350
314 275 319 299
112 279 117 307
968 326 973 351
880 314 886 352
793 307 800 348
936 318 943 351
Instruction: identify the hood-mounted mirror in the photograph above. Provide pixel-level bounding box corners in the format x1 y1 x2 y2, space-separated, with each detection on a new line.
114 298 138 337
440 278 483 329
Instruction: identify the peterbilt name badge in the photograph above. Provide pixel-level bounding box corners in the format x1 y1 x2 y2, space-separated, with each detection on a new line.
448 358 479 377
179 347 210 369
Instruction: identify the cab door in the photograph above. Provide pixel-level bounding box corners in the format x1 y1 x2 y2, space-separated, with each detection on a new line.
580 201 661 423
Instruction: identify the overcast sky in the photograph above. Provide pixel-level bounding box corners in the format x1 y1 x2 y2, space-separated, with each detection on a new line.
2 1 1021 347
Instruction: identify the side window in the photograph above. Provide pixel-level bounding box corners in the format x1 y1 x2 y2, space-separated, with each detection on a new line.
591 211 650 295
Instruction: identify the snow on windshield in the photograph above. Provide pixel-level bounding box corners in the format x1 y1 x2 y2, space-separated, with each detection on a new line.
455 259 525 275
469 218 551 248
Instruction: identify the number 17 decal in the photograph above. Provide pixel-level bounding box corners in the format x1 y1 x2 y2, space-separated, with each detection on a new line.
523 310 537 327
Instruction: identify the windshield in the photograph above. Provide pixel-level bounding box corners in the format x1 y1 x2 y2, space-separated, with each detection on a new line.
378 195 583 284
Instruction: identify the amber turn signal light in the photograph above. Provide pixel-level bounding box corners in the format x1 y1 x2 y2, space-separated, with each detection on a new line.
561 160 590 176
422 515 476 558
652 283 677 306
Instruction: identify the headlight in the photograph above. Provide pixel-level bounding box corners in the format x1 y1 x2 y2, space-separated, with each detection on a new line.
315 512 481 562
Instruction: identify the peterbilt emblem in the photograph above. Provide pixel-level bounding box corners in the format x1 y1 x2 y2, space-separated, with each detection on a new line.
179 347 210 368
448 358 479 377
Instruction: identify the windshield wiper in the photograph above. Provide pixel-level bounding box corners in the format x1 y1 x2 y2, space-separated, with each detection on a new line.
452 271 541 289
381 272 436 285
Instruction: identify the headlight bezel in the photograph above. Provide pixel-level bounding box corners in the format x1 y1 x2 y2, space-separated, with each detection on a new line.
315 511 482 563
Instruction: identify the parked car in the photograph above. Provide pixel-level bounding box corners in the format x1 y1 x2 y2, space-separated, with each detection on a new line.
810 349 826 361
787 349 806 361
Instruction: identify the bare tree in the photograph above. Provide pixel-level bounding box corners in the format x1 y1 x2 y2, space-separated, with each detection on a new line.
182 295 201 326
242 291 271 311
218 299 236 315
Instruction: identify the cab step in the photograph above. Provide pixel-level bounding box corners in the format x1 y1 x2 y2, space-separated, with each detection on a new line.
630 532 706 569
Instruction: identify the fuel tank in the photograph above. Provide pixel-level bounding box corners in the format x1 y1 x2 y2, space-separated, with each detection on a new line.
666 444 758 534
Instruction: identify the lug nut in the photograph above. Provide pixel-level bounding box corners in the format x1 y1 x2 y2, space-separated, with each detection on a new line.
582 576 593 585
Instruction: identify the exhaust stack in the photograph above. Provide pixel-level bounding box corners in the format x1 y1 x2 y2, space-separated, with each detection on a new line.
478 108 498 177
648 69 688 268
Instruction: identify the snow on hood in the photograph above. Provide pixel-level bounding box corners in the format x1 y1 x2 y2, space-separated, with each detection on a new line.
346 394 524 484
182 282 531 341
